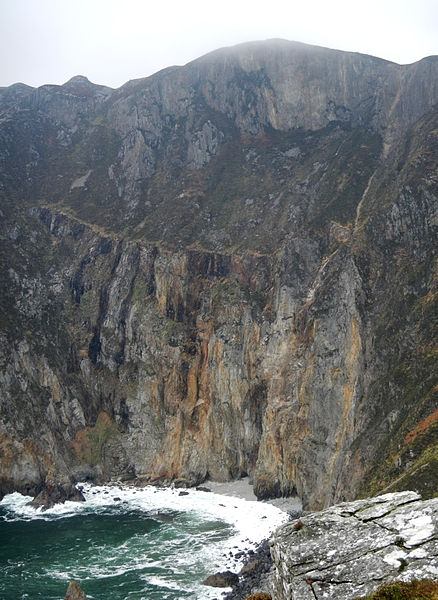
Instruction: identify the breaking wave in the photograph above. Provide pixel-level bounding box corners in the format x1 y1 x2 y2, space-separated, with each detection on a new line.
0 482 290 599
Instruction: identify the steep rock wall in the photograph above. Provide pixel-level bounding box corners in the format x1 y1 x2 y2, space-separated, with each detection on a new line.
2 202 367 507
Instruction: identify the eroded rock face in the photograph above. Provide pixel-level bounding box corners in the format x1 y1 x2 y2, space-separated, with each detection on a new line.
270 492 438 600
0 40 437 508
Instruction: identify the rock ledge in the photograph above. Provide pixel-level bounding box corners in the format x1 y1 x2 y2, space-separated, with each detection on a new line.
270 491 438 600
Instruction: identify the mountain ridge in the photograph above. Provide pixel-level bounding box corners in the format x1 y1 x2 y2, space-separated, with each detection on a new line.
5 38 438 94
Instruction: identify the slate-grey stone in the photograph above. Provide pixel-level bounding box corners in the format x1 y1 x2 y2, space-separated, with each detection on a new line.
270 493 438 600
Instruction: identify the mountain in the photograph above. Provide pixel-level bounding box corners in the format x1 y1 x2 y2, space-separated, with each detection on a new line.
0 39 437 509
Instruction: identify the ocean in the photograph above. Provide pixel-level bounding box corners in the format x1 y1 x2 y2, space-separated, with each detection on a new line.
0 482 291 600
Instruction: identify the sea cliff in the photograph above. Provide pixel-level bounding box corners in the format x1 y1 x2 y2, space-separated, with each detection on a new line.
0 40 437 509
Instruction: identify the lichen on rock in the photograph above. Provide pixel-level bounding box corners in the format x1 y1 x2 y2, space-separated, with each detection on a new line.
270 492 438 600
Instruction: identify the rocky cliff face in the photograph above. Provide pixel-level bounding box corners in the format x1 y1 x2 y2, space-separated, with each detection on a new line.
0 40 437 508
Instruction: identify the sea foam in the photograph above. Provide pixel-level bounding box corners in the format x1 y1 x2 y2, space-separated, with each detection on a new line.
0 481 289 599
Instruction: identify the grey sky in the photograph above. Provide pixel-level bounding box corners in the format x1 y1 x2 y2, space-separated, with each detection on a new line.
1 0 437 89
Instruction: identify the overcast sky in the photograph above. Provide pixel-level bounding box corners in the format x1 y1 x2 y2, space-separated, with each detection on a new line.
1 0 437 89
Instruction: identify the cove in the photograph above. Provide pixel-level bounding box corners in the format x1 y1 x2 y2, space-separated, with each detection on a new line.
0 482 290 599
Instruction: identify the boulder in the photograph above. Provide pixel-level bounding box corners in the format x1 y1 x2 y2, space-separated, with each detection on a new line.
203 570 239 587
65 581 87 600
27 473 85 510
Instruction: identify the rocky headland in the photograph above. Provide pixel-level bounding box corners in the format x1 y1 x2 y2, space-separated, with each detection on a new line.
271 491 438 600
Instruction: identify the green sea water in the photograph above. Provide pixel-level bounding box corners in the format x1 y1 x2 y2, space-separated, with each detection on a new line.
0 506 230 599
0 484 288 600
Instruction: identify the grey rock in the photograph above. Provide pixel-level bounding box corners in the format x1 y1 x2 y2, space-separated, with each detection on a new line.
270 492 438 600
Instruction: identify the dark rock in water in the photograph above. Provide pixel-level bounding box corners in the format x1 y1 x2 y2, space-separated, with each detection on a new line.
178 490 189 496
224 539 273 599
65 581 87 600
28 485 85 510
27 474 85 510
203 571 239 587
196 486 212 492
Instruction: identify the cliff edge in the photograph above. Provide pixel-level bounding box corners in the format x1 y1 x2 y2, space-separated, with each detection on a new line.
271 491 438 599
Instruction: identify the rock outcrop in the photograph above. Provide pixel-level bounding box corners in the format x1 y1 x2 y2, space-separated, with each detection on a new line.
65 581 87 600
203 571 240 587
0 39 437 508
270 492 438 600
26 471 85 509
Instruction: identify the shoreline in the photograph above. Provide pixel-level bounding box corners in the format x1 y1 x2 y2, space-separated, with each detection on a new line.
205 477 302 516
100 475 302 596
1 478 301 599
203 478 302 599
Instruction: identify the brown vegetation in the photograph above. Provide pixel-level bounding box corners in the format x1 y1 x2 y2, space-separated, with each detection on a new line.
356 580 438 600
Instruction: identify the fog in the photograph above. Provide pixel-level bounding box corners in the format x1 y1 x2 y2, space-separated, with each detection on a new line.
1 0 437 88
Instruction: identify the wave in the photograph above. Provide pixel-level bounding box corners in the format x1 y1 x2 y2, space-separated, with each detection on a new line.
0 481 290 599
0 481 289 548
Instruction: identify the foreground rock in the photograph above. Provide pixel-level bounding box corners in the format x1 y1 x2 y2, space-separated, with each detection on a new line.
65 581 87 600
271 492 438 600
203 571 239 587
27 474 85 510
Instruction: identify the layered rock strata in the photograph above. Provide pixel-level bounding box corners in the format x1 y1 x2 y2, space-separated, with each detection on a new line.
271 492 438 600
